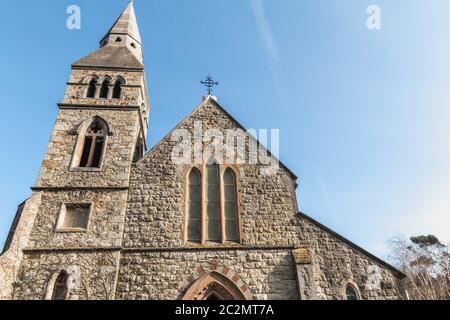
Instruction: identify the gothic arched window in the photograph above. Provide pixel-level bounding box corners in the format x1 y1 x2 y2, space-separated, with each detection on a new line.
86 77 97 98
205 161 221 241
52 271 69 300
345 284 359 300
224 169 239 241
99 78 111 99
185 164 240 244
78 118 108 168
112 77 125 99
187 168 201 242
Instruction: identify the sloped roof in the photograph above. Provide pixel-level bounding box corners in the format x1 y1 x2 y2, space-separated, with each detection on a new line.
72 45 143 70
297 211 407 279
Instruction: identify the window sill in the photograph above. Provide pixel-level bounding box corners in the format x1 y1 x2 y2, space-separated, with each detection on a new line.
55 228 88 233
185 241 242 247
69 167 103 173
87 97 121 101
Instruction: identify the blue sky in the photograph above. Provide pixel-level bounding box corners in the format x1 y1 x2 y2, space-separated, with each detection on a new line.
0 0 449 258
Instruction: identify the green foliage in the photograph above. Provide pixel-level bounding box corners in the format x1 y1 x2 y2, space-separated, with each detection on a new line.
410 235 442 248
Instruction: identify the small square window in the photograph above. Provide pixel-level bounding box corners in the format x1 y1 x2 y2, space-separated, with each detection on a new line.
56 203 91 232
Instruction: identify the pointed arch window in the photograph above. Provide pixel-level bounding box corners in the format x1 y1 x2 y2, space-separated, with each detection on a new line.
86 77 97 98
345 284 360 300
72 117 109 169
187 168 201 242
185 164 240 244
52 271 69 300
112 77 125 99
99 78 111 99
224 169 239 241
206 162 221 241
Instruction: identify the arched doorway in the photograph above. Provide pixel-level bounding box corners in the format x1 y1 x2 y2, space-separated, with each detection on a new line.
182 272 248 300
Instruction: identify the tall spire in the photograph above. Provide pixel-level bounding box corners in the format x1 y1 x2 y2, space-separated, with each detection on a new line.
101 1 142 45
72 1 144 68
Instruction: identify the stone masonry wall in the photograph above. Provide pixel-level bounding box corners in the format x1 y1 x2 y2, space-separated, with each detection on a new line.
116 249 298 300
293 214 403 300
27 190 128 249
0 193 42 300
13 251 120 300
35 108 140 188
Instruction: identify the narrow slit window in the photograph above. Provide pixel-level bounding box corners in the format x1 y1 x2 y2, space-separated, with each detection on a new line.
133 139 144 163
224 169 239 241
92 137 105 167
86 78 97 98
187 169 201 242
79 137 92 167
205 161 221 241
112 78 124 99
99 78 110 98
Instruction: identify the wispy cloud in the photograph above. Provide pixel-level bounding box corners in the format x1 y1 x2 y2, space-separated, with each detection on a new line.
316 168 340 221
249 0 280 63
249 0 287 107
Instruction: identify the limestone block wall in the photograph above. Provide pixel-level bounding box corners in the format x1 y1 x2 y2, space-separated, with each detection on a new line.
35 108 140 188
116 249 298 300
12 250 120 300
0 192 42 300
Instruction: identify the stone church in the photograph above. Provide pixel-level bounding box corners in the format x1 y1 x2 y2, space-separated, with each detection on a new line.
0 2 407 300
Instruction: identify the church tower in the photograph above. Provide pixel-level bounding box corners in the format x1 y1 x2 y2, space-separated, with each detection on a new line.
34 0 149 230
0 2 149 300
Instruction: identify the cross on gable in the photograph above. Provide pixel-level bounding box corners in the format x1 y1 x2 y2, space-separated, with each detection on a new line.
201 74 219 96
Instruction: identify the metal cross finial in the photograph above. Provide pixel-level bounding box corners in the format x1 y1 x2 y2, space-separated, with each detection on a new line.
201 74 219 96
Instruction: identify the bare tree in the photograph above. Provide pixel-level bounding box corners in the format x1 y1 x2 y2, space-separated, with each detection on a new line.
388 234 450 300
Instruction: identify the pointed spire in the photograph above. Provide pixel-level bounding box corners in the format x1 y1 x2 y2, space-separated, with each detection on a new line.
73 1 144 68
101 1 142 45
